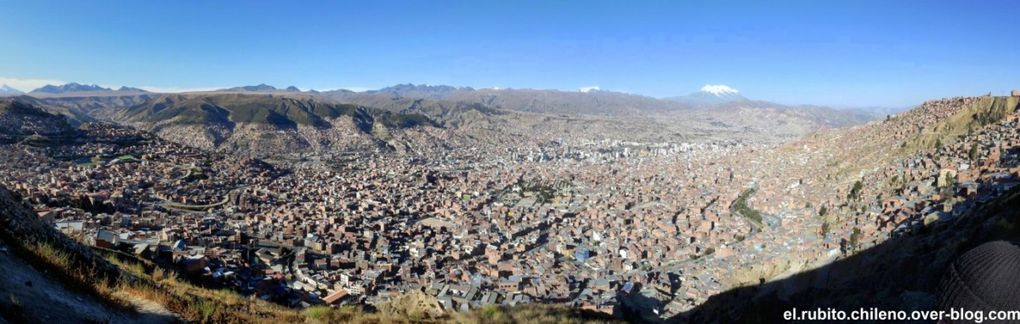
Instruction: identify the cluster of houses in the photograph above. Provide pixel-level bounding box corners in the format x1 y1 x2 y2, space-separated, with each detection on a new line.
2 94 1020 321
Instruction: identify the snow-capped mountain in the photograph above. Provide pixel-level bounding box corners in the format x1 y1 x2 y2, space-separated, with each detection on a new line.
0 85 24 97
30 82 111 94
698 84 740 96
665 84 748 106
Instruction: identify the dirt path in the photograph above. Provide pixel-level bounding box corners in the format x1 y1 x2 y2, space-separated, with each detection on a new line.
0 245 179 323
117 291 180 323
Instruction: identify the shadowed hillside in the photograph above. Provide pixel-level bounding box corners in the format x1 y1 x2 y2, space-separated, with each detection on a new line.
0 97 80 144
113 93 435 130
678 184 1020 323
97 93 438 155
662 96 1020 322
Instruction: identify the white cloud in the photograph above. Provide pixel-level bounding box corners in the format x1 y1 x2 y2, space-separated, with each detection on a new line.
307 86 375 92
137 86 225 93
0 77 66 92
342 87 374 92
699 84 739 95
579 86 600 93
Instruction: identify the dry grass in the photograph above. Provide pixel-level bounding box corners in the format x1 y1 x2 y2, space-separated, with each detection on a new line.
2 230 301 323
19 242 133 311
104 253 303 323
300 295 617 324
304 305 417 324
374 291 446 321
453 304 618 324
11 243 616 324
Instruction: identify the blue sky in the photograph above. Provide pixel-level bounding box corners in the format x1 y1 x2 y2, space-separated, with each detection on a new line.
1 0 1018 107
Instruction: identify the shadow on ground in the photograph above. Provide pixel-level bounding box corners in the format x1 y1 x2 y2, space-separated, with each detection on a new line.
671 186 1020 323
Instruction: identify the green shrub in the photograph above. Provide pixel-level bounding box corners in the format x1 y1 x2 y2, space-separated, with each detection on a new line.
731 189 763 225
848 180 864 200
304 305 334 321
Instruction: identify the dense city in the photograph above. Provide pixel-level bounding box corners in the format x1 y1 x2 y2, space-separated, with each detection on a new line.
3 92 1020 321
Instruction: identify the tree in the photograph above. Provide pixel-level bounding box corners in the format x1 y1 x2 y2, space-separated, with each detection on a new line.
939 170 957 189
848 180 864 200
849 227 862 250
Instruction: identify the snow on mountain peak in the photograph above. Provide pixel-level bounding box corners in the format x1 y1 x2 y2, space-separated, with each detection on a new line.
699 84 739 96
0 84 24 96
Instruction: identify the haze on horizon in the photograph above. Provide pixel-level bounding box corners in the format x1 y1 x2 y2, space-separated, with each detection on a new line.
1 0 1019 107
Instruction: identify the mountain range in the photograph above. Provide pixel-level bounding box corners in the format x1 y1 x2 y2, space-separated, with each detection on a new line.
0 85 25 97
16 81 893 156
665 84 748 106
217 84 302 92
318 84 881 137
24 81 897 115
26 82 149 97
31 82 112 94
